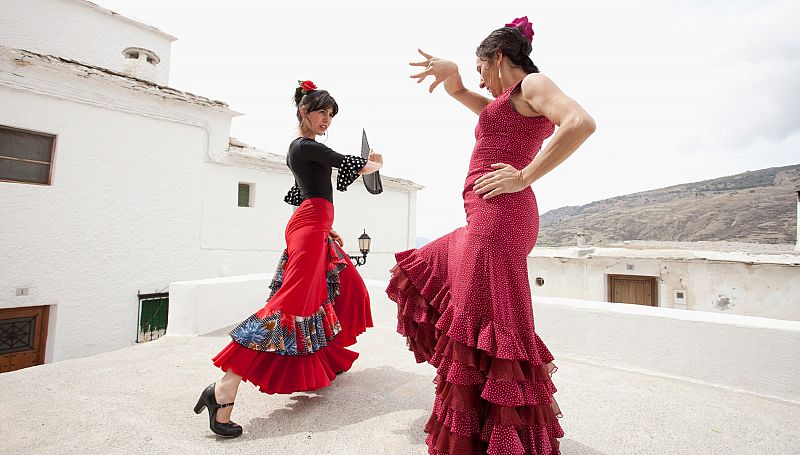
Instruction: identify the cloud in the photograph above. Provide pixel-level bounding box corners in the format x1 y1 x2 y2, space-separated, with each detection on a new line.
688 0 800 149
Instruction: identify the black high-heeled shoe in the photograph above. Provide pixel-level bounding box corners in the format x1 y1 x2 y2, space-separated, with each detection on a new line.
193 383 243 438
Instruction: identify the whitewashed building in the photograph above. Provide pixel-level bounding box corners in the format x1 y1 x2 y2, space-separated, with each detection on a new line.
527 240 800 321
0 0 420 370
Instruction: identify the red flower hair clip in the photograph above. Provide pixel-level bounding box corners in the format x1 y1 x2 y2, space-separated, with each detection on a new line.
298 80 317 94
505 16 534 43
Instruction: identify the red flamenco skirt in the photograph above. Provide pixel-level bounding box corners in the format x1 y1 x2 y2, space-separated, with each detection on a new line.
212 197 372 394
386 189 563 454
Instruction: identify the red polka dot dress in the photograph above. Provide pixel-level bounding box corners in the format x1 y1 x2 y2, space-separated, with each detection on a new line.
387 80 563 454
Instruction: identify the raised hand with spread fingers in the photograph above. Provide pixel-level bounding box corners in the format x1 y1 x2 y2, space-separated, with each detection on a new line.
409 48 492 115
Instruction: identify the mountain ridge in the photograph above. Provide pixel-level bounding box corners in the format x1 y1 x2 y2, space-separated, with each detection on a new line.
538 164 800 246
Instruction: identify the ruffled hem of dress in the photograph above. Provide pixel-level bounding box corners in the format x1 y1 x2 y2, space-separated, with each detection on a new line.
431 335 558 403
386 251 450 363
230 302 342 356
212 340 358 394
424 414 562 455
422 364 563 455
325 238 349 301
386 248 563 454
387 249 555 365
328 243 373 347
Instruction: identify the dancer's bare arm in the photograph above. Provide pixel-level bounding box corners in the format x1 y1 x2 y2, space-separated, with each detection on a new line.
410 49 490 115
517 74 595 185
474 74 596 198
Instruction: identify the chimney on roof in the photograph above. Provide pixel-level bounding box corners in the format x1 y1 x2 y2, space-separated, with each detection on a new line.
576 232 587 247
121 47 159 83
795 191 799 251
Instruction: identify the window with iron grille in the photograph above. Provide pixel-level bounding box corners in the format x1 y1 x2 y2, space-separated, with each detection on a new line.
137 292 169 343
0 125 56 185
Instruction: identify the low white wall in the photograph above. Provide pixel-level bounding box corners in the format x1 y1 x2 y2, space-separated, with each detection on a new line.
532 296 800 404
167 273 271 337
167 275 800 403
363 279 397 329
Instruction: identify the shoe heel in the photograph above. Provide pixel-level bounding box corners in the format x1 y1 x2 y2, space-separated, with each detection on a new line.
193 397 206 414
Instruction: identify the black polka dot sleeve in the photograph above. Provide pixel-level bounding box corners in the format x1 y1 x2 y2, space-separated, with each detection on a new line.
336 155 368 191
283 184 302 206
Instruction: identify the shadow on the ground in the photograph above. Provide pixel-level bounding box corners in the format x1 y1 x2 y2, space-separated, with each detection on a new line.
560 439 607 455
225 365 606 454
389 413 607 455
392 412 429 446
239 365 434 441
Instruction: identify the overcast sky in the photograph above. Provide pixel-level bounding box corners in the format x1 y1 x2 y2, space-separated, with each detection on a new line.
96 0 799 239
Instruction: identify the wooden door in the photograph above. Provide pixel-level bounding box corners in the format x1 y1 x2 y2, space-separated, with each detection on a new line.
608 275 658 306
0 306 50 373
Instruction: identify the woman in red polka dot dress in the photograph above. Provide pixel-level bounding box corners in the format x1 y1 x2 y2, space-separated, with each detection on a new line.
386 17 596 455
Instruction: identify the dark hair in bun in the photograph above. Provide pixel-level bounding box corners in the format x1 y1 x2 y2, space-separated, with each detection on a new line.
475 26 539 74
294 87 339 122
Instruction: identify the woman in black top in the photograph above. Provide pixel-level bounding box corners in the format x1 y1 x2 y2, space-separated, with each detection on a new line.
194 80 383 438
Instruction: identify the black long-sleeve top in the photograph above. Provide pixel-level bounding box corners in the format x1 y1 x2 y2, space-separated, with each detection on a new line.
283 137 368 206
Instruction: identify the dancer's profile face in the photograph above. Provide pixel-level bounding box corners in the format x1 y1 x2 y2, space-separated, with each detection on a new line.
303 107 335 136
476 57 501 98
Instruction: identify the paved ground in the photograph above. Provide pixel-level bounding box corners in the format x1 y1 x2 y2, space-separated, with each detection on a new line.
2 300 798 454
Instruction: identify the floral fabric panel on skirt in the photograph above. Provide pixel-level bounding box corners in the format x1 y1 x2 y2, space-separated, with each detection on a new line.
230 239 347 355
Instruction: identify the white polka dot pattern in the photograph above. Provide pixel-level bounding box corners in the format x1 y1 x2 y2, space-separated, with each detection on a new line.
336 155 368 191
284 184 302 206
283 155 368 206
386 80 563 455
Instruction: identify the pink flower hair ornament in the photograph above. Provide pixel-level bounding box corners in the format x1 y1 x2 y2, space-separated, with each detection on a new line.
505 16 534 43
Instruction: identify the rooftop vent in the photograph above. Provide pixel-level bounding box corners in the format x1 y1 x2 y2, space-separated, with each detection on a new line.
121 47 160 82
795 191 799 251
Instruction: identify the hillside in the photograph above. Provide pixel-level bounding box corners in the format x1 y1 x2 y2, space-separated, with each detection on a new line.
538 164 800 246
